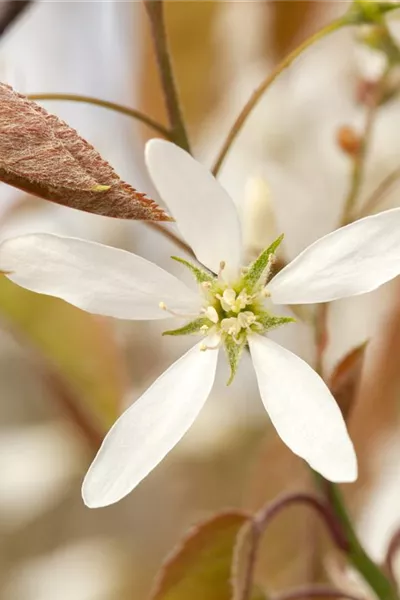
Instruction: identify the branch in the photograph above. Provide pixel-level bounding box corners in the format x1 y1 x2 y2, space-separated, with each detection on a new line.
144 0 191 152
238 492 348 600
212 18 346 176
341 68 390 226
358 164 400 219
28 93 173 139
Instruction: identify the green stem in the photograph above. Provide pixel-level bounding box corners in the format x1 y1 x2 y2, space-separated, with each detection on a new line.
144 0 191 152
323 481 399 600
212 17 346 176
28 93 173 139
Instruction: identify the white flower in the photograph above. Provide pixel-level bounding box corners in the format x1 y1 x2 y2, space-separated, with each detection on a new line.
3 141 400 508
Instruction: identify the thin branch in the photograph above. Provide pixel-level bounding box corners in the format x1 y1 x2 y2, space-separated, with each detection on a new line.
144 0 191 152
357 164 400 219
341 69 390 226
273 585 364 600
0 317 103 451
28 93 172 139
144 221 195 259
238 492 348 600
212 18 345 176
0 1 32 37
385 528 400 587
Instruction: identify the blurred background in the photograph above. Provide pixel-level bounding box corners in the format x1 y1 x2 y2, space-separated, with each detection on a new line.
2 1 400 598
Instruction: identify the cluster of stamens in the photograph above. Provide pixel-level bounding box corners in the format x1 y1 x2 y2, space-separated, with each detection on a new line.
158 237 292 381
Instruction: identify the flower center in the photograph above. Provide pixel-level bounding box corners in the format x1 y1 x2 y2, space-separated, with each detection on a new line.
160 236 294 383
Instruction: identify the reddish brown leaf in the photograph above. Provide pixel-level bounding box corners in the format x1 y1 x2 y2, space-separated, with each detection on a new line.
150 511 253 600
329 343 367 420
0 83 170 221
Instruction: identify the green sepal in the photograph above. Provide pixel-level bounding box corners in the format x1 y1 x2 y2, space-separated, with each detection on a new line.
242 234 284 293
224 335 247 386
162 317 212 337
255 312 295 332
171 256 215 284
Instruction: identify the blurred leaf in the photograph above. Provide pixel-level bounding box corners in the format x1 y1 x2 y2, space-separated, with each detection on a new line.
0 276 127 427
329 343 367 420
0 82 169 221
150 511 253 600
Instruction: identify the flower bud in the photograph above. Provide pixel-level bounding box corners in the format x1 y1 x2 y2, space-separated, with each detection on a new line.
336 125 362 157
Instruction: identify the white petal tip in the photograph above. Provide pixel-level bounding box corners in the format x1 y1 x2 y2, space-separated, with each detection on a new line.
311 451 358 484
145 138 172 161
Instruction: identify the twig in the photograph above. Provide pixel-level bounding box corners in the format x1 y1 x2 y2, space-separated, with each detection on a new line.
28 93 172 139
144 221 195 259
0 318 103 451
341 69 390 226
238 492 348 600
212 18 346 176
357 164 400 219
144 0 191 152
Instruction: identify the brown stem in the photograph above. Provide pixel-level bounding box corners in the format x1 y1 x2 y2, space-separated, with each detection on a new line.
358 164 400 219
144 221 195 259
238 492 348 600
28 93 172 139
212 18 345 176
0 318 103 451
144 0 191 152
341 69 389 226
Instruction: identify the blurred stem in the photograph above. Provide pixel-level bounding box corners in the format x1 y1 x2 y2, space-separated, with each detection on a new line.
28 93 172 139
341 68 390 226
322 481 399 600
144 0 191 152
0 318 103 451
212 17 346 176
384 527 400 586
238 492 349 600
357 163 400 219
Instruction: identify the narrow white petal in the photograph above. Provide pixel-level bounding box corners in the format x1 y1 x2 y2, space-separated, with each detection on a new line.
145 139 242 278
249 334 357 482
269 208 400 305
0 234 201 320
82 341 219 507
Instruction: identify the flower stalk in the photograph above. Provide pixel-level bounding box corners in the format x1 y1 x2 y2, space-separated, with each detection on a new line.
212 17 346 176
144 0 191 153
323 481 399 600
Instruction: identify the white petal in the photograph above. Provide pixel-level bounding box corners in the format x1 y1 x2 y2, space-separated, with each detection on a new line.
82 340 219 507
269 208 400 305
145 139 242 278
249 334 357 482
0 234 201 320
